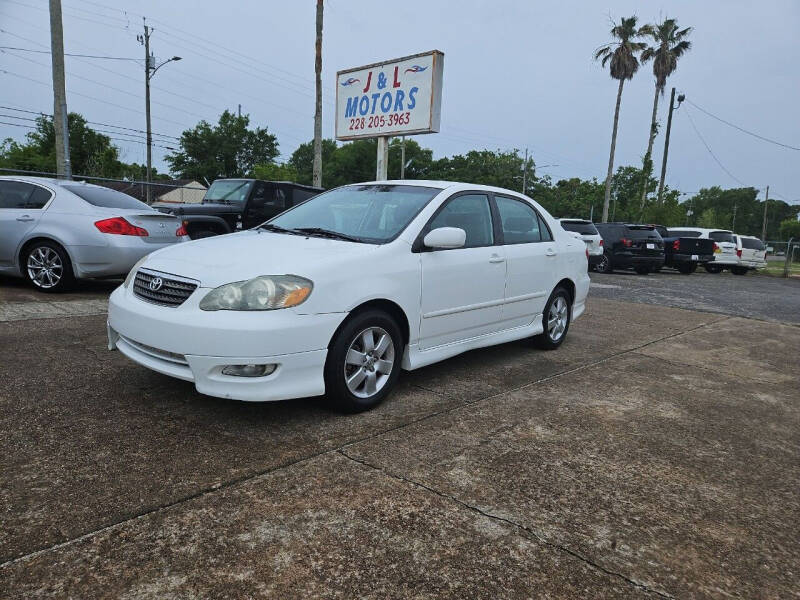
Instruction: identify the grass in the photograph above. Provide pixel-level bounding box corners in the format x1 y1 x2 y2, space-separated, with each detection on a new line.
758 261 800 277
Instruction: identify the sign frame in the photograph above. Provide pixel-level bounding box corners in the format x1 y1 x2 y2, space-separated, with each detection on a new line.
335 50 444 141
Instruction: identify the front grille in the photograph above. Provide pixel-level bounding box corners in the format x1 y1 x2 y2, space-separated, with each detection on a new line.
120 335 188 365
133 268 198 307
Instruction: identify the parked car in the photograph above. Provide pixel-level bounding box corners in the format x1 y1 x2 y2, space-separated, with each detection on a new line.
559 219 603 269
732 235 767 275
108 181 590 412
651 225 715 274
593 223 664 274
667 227 738 273
153 178 323 239
0 176 186 292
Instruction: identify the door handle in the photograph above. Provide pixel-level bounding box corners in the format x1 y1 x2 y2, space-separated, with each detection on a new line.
545 248 557 257
16 215 34 222
489 255 505 263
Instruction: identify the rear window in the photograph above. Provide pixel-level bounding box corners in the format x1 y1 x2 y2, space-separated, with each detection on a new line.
669 229 700 237
625 225 661 239
561 220 598 235
710 231 735 243
741 238 765 250
63 185 149 210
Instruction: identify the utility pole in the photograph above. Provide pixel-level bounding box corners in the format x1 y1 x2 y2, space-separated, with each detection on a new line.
312 0 323 187
238 103 241 118
522 147 528 194
399 136 406 179
761 185 769 241
49 0 71 178
732 201 737 230
657 88 683 204
141 18 153 203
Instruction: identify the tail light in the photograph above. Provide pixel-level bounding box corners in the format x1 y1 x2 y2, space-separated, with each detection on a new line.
176 222 188 237
599 239 604 247
736 249 742 258
585 247 589 261
94 217 148 236
713 242 719 251
621 237 632 247
672 239 680 251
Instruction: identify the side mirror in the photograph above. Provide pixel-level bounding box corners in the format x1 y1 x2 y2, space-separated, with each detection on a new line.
424 227 466 250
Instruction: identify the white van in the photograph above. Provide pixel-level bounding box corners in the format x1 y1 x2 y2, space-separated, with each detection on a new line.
668 227 738 273
732 235 767 274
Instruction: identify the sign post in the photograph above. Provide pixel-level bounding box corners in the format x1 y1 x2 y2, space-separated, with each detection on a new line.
336 50 444 180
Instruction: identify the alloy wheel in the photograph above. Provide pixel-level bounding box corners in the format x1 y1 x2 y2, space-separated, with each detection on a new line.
344 327 395 398
547 296 569 342
27 246 63 289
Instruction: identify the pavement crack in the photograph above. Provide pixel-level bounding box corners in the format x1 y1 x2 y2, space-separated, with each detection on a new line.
337 448 674 599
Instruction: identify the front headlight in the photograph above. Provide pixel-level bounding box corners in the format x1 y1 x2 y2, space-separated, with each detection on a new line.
123 256 148 288
199 275 313 311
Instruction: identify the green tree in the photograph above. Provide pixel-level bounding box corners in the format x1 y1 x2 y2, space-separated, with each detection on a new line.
426 149 533 189
696 207 719 228
288 138 338 186
0 113 123 177
779 217 800 240
594 16 648 222
166 110 279 182
252 162 299 182
638 18 692 213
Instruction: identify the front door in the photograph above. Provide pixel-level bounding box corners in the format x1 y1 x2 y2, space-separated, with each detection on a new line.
419 193 506 350
0 181 50 268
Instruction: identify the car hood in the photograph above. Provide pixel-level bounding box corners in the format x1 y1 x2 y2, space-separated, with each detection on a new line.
141 229 378 288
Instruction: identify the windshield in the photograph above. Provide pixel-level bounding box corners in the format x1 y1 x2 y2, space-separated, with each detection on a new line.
63 185 149 210
710 231 735 243
669 229 700 237
269 184 441 243
561 221 598 235
626 225 661 239
203 180 253 205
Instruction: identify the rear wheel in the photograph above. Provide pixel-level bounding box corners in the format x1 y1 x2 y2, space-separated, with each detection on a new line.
678 263 697 275
24 241 74 293
731 266 748 276
533 287 571 350
704 264 723 274
595 253 612 274
325 309 403 413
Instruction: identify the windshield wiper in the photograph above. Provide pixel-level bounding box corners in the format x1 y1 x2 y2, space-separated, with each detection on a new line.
257 224 302 235
293 227 362 243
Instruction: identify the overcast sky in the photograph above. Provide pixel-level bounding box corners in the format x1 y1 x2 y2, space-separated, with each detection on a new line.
1 0 798 204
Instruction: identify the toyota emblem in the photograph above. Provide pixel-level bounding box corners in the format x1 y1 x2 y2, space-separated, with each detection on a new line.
149 277 163 291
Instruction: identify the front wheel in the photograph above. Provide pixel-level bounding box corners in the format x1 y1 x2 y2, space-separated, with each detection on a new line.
678 263 698 275
24 241 74 292
704 264 723 274
595 253 612 274
325 309 403 413
731 266 748 276
533 287 571 350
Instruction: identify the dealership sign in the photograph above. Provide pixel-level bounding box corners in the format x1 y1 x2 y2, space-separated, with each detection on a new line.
335 50 444 140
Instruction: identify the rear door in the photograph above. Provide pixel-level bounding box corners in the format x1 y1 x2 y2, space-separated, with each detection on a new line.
496 195 555 328
0 181 52 267
419 193 506 349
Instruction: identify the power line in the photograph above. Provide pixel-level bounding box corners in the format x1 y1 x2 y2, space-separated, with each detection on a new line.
686 99 800 152
0 46 140 60
684 108 748 187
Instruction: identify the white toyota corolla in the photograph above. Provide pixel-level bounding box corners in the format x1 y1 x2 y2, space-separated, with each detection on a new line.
108 181 590 412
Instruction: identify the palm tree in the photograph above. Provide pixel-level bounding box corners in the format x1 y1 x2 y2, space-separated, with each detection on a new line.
595 16 648 222
638 18 692 213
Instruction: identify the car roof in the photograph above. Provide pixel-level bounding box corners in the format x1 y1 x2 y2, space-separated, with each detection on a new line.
669 226 733 233
0 175 111 190
559 218 592 223
343 179 534 196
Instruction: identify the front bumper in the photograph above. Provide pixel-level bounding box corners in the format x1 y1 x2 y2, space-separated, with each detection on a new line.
107 285 346 402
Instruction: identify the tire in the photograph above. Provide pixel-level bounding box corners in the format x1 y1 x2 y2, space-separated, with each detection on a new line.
533 287 571 350
731 266 748 276
635 266 650 275
653 265 662 273
23 240 74 293
191 230 217 240
704 264 723 274
324 309 403 413
595 253 612 274
678 263 697 275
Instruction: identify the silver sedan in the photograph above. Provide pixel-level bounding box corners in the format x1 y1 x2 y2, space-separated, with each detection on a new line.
0 176 188 292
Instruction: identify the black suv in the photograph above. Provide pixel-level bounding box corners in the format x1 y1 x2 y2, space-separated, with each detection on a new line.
594 223 665 275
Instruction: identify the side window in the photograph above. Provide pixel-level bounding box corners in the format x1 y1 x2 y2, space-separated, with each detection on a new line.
496 196 544 243
0 181 50 209
538 213 553 241
428 193 493 248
